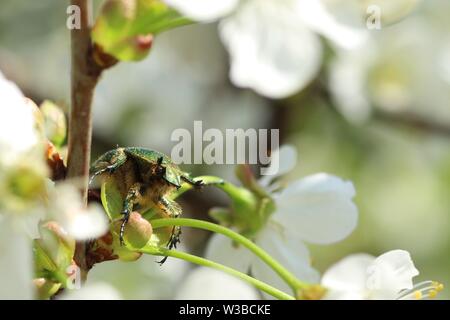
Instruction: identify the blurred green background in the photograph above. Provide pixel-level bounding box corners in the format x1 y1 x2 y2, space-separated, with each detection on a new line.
0 0 448 299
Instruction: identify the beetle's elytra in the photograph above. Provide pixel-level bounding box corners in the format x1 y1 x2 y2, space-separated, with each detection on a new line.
90 147 202 261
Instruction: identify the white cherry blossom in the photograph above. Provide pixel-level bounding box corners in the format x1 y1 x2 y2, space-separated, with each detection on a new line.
0 71 109 298
0 71 45 299
206 146 358 296
165 0 421 98
165 0 368 98
321 250 444 300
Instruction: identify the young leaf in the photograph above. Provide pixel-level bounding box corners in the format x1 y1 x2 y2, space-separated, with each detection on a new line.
92 0 193 61
100 177 124 220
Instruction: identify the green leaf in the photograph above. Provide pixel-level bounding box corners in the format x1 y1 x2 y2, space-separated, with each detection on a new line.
208 207 233 226
34 223 75 275
34 278 62 300
92 0 193 61
34 223 76 288
100 177 124 220
34 240 58 274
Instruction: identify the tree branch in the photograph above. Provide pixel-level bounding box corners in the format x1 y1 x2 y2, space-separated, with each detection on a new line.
314 79 450 137
373 110 450 137
67 0 102 282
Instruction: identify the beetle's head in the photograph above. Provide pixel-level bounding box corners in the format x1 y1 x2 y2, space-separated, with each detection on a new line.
156 156 182 188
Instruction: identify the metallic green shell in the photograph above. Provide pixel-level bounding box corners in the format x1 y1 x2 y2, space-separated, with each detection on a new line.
124 147 185 187
123 147 173 165
91 147 189 188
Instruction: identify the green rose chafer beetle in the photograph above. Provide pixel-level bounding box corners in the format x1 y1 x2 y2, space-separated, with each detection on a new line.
90 147 203 254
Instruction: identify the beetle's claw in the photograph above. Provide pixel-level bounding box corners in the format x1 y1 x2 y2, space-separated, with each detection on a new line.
181 176 204 188
194 179 204 189
168 227 181 249
157 256 168 265
157 227 181 265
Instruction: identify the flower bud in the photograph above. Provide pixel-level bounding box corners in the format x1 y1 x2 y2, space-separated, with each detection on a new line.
34 221 75 276
208 180 275 238
24 97 45 138
114 243 143 262
42 221 76 254
40 100 67 148
46 142 66 181
88 229 142 263
33 278 61 300
112 212 153 249
100 0 137 29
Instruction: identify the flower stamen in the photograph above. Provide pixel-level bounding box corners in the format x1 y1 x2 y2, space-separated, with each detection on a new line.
397 281 444 300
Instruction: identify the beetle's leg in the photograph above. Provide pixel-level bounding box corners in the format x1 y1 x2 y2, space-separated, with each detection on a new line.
157 196 182 218
89 164 117 186
157 226 181 265
156 196 182 264
168 226 181 250
120 182 143 246
89 149 128 186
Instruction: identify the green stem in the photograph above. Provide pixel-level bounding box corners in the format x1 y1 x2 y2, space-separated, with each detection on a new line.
150 218 309 293
170 175 224 199
173 175 250 201
139 246 294 300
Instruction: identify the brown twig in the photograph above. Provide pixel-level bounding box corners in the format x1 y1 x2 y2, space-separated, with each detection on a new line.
313 79 450 138
373 110 450 137
67 0 103 282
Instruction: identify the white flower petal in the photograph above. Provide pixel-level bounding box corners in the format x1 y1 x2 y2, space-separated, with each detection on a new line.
52 184 108 240
438 43 450 85
259 145 298 186
321 0 421 28
205 233 253 273
274 173 358 244
328 47 373 124
321 253 375 300
88 253 190 299
164 0 239 21
59 282 122 300
296 0 367 50
175 267 259 300
369 250 419 299
64 204 109 240
251 226 320 299
20 209 46 239
0 71 38 156
219 0 322 98
0 216 34 299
